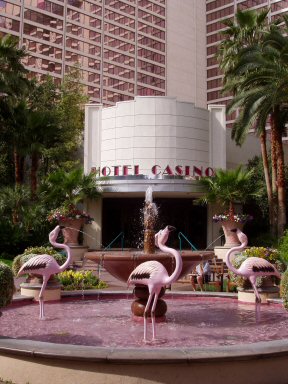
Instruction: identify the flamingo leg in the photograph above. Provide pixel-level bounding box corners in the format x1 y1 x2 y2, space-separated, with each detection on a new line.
144 292 154 342
39 276 49 320
151 291 159 341
249 276 261 303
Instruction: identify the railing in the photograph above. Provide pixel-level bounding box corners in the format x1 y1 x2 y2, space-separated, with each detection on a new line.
205 233 225 250
178 232 197 252
104 232 125 251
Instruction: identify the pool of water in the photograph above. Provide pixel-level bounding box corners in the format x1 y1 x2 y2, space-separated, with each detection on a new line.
1 296 288 348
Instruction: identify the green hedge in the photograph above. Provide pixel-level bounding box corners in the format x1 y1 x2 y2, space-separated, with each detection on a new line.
280 269 288 310
0 263 14 308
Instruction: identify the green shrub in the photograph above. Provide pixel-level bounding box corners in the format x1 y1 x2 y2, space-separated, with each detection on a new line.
12 246 67 276
57 270 108 291
0 263 14 308
279 230 288 264
280 269 288 310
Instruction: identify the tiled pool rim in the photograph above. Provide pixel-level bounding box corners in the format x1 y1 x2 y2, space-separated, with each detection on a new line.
1 291 288 384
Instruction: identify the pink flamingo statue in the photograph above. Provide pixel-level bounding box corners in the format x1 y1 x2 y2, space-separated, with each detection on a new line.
18 225 71 319
227 228 281 303
127 225 182 342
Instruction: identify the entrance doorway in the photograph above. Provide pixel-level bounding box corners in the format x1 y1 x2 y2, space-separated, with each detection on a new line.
102 198 207 250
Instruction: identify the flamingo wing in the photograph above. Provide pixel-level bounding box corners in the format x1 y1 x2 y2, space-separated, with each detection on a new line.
128 260 167 284
240 257 276 274
18 254 57 276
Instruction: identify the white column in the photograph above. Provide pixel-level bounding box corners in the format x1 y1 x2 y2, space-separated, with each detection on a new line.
208 104 226 170
84 198 103 250
207 104 226 251
84 104 102 174
84 104 103 250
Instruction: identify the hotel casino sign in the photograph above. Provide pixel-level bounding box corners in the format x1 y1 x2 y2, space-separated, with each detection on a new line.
91 165 215 178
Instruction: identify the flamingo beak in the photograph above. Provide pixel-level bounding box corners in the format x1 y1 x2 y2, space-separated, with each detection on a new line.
167 225 176 232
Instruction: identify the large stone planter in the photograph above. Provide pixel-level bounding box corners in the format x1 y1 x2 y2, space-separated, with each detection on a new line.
60 218 85 246
237 275 280 303
20 275 61 301
221 221 243 247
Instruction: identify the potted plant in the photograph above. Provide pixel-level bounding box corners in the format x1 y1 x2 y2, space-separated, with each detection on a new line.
45 167 101 245
199 166 257 246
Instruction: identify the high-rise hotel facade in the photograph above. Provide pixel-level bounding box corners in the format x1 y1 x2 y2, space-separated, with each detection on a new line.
206 0 288 128
0 0 206 107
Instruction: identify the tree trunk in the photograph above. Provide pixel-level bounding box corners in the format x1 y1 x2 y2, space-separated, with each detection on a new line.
274 112 286 237
30 152 39 198
259 131 275 236
13 146 23 186
229 201 234 220
270 114 279 236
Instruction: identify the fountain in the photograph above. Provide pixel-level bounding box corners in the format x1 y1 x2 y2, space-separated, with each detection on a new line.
84 187 214 317
1 187 288 384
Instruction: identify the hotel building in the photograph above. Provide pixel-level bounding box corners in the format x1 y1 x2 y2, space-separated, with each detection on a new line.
1 0 285 249
0 0 206 108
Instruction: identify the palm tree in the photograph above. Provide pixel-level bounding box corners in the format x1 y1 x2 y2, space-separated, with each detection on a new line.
0 35 30 186
226 29 288 236
217 8 271 92
0 34 28 98
199 166 257 219
43 167 101 210
0 185 30 225
217 8 288 237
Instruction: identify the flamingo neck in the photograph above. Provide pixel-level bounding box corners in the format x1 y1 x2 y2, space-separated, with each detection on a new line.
158 243 183 285
50 241 71 272
225 242 247 275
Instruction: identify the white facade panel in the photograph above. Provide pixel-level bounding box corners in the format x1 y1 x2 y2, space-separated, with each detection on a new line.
115 101 135 117
115 126 134 139
102 118 115 130
101 150 116 162
155 114 176 126
177 116 208 129
155 147 177 160
102 107 116 120
176 138 208 152
156 136 176 148
115 137 133 149
155 97 177 115
134 125 156 137
133 147 156 159
176 148 208 163
134 97 156 115
115 116 135 128
85 98 217 176
156 126 176 136
133 136 156 148
115 148 133 160
102 129 115 141
176 127 208 141
102 139 115 151
135 114 156 126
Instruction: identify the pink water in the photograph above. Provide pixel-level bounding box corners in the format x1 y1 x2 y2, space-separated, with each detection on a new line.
1 296 288 348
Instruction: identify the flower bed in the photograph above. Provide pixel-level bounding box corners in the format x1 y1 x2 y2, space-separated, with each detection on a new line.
212 213 253 223
57 270 108 291
48 205 93 224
